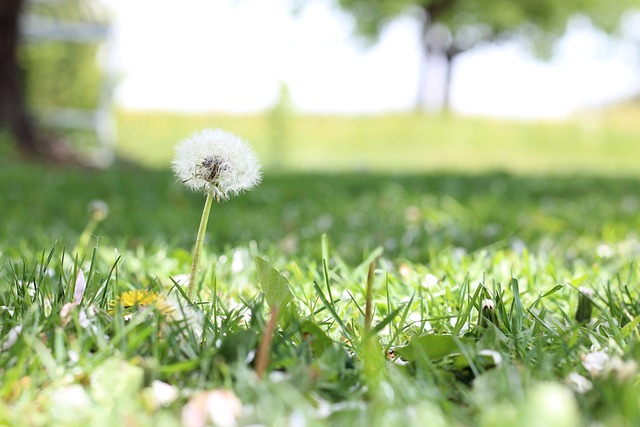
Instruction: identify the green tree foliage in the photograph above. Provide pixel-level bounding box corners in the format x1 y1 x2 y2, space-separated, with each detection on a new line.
334 0 638 110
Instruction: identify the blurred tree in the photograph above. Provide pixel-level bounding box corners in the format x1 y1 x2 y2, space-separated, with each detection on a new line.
267 82 293 168
0 0 109 163
0 0 49 158
333 0 637 112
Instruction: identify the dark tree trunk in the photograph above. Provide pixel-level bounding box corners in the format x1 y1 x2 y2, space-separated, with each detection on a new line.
442 53 452 114
415 23 429 112
0 0 40 154
0 0 74 162
442 48 462 114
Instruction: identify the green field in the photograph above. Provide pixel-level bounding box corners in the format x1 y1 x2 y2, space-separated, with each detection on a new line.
1 110 639 426
115 106 640 174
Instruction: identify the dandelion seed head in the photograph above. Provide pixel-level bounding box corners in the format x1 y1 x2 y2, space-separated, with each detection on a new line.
172 128 262 200
88 199 109 221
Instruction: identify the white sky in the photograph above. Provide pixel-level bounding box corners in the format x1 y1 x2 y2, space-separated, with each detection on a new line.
102 0 640 119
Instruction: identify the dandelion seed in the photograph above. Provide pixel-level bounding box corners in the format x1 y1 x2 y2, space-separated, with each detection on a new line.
172 128 262 299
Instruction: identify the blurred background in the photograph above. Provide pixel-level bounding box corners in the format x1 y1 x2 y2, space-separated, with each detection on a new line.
2 0 640 263
1 0 639 173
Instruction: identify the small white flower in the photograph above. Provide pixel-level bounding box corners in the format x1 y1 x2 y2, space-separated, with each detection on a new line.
566 372 592 394
478 349 503 367
1 325 22 350
168 295 204 338
182 389 243 427
609 357 637 382
171 274 190 286
172 128 262 200
596 244 613 258
151 380 179 406
231 248 248 273
581 350 610 376
68 350 80 364
421 273 438 288
49 384 92 409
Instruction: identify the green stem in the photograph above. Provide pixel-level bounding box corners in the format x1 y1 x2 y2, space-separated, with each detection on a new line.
187 192 215 299
74 218 98 257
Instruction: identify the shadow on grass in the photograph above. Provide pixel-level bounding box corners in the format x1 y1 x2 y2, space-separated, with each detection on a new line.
1 159 639 263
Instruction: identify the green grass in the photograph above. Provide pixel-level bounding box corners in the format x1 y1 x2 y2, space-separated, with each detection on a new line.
1 110 640 426
115 106 640 175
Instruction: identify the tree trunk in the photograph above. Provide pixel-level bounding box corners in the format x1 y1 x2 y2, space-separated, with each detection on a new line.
414 19 430 113
0 0 39 154
0 0 73 162
442 50 455 114
415 48 428 112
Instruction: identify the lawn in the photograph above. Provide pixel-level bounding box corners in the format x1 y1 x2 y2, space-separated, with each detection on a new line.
0 110 639 426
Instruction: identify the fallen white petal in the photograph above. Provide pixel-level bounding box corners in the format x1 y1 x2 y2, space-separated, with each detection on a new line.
74 270 86 304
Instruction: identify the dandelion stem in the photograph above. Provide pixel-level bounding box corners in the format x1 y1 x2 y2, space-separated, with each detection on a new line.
187 191 215 299
74 217 99 257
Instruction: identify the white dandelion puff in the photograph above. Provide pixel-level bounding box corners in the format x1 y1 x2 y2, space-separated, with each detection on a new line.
172 128 262 201
172 128 262 299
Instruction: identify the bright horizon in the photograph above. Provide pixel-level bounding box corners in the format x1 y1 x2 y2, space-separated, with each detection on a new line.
103 0 640 119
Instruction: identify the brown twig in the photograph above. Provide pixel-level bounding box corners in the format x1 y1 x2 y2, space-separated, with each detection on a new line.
255 306 278 379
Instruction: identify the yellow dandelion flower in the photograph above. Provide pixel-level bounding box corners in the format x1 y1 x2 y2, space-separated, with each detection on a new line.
108 290 174 316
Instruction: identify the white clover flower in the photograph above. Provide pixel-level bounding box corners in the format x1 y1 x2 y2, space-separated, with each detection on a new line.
151 380 179 407
172 128 262 201
422 273 439 288
566 372 592 394
182 389 243 427
581 350 610 376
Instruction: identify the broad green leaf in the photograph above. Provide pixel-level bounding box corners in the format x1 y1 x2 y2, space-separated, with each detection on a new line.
510 278 524 333
255 256 293 310
218 329 260 362
91 358 144 403
300 319 332 355
395 334 473 362
619 313 640 340
158 359 200 374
